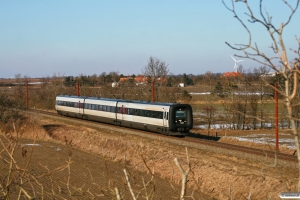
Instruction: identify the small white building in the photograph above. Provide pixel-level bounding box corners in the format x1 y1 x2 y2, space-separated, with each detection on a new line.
260 72 277 77
178 83 185 87
112 82 119 87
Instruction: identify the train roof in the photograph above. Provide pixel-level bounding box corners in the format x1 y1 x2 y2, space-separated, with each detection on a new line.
56 95 178 106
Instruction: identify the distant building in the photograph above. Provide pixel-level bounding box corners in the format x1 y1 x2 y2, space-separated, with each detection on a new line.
178 83 185 87
112 82 119 87
134 75 147 83
119 75 166 85
260 72 277 77
119 77 132 82
223 72 243 77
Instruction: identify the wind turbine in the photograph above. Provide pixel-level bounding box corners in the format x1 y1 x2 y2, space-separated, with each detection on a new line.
230 55 244 73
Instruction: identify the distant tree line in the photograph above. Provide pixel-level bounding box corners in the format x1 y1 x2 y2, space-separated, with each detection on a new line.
2 57 298 131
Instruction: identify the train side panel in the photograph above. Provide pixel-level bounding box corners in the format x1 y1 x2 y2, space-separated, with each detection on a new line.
56 96 85 118
55 95 192 136
83 98 117 124
115 102 170 133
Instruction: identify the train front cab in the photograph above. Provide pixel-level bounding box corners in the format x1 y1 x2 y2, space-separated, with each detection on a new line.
168 104 193 135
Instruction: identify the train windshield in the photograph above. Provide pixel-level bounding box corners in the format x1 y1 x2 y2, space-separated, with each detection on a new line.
175 109 186 118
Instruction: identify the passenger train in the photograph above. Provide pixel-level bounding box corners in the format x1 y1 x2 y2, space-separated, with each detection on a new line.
55 95 193 136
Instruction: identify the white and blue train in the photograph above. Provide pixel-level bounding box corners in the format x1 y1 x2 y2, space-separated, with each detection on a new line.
55 95 193 136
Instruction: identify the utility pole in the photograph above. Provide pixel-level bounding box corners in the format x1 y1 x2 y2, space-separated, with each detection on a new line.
151 81 155 102
77 80 80 96
26 81 29 108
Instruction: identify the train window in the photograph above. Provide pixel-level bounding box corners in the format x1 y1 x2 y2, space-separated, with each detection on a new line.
102 105 106 111
106 106 111 112
146 111 151 117
176 109 186 118
139 110 144 116
91 104 95 110
135 109 140 116
158 112 163 119
152 111 156 118
128 108 133 115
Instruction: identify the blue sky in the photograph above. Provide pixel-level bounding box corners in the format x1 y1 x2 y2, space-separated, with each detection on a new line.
1 0 299 78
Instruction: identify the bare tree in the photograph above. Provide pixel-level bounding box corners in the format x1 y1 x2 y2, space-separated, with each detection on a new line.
223 0 300 190
142 56 169 82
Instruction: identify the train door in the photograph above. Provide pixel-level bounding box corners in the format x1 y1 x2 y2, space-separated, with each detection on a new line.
163 109 168 128
115 101 121 125
122 105 125 121
78 100 83 114
115 102 118 122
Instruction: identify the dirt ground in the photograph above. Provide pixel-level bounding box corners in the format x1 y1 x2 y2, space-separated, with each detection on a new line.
0 113 299 199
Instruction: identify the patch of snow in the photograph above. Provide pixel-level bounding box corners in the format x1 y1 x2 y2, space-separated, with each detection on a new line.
224 136 297 149
22 144 41 147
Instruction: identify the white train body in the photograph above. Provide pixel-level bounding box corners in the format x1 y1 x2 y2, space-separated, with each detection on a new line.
55 95 193 136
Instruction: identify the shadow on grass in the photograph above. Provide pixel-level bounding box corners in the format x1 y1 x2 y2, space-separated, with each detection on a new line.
42 124 62 137
188 132 221 141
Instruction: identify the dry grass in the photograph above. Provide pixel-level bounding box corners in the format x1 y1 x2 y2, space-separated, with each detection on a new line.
191 128 296 154
7 115 297 200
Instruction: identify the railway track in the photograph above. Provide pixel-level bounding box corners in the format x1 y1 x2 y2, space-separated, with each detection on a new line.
29 109 298 163
183 136 297 163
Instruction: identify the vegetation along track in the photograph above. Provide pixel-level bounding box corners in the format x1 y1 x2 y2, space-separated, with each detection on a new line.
183 136 297 163
29 109 297 165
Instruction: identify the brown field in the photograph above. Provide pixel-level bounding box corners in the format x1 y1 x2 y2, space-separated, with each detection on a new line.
0 111 298 199
0 80 297 199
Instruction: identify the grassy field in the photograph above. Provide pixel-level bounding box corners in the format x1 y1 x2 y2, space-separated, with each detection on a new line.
0 79 298 199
